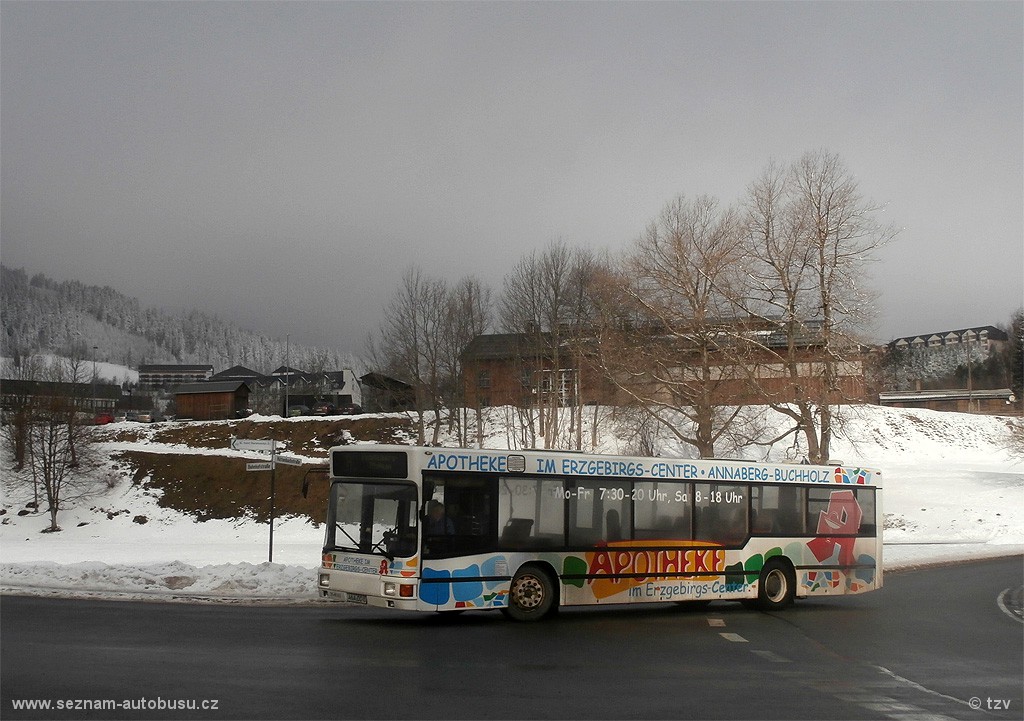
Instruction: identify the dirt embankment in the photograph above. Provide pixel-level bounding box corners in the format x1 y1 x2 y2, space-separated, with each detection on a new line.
104 415 416 523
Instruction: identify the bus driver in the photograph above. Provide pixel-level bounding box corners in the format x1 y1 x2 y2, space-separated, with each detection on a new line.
425 500 455 535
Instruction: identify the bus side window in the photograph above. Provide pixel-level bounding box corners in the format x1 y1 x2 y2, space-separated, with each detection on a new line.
423 474 497 558
752 484 804 535
856 488 876 536
498 476 564 549
775 486 806 535
633 481 688 540
694 483 745 545
568 478 631 547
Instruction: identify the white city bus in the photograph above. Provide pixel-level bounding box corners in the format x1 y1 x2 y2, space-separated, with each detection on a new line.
318 445 881 621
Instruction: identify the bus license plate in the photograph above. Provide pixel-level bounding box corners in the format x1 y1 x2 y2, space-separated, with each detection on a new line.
345 592 367 604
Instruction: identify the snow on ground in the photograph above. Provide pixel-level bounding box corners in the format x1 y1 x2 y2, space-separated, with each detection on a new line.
1 405 1021 604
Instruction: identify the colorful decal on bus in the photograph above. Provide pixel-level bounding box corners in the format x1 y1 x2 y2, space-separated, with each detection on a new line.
834 467 871 484
420 556 509 608
416 545 876 608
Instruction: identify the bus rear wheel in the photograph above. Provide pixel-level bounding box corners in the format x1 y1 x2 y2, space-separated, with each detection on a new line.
504 566 556 621
756 559 795 611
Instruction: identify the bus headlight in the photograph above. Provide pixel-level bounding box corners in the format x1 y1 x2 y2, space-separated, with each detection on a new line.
384 582 414 598
318 573 330 588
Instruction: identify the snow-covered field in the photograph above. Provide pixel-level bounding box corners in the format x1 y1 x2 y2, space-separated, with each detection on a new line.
1 405 1021 603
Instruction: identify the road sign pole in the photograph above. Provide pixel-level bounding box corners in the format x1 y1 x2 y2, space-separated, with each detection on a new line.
269 440 276 564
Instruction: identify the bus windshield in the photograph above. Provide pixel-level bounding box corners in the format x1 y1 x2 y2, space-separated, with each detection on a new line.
326 481 418 558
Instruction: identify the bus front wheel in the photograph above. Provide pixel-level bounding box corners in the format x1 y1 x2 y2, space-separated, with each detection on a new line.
756 559 795 611
504 566 556 621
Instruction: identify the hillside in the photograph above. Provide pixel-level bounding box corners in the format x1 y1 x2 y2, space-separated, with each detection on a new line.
0 264 353 374
101 414 417 523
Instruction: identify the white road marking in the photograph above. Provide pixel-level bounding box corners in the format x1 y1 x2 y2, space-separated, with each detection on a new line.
719 632 747 642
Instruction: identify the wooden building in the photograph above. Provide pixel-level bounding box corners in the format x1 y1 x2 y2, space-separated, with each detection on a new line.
359 373 415 412
173 381 250 421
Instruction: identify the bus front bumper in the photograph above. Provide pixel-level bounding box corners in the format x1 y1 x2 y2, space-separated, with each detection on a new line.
318 571 420 610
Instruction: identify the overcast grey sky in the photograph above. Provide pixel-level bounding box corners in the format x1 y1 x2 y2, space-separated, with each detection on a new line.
2 1 1021 354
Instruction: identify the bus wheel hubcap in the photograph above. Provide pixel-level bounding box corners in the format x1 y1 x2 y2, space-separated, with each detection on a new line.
765 570 785 601
512 575 543 609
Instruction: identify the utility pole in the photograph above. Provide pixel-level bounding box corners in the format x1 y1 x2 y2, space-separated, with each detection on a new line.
285 334 290 417
965 331 975 413
269 439 276 563
92 346 98 414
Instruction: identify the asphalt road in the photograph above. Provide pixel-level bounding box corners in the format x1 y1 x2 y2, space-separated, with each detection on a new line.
2 556 1021 720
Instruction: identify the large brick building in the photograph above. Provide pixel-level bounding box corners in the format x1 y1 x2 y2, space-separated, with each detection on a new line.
461 333 616 410
461 324 870 411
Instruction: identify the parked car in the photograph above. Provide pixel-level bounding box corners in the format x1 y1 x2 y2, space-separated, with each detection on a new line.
125 411 140 422
113 411 128 423
93 412 114 425
137 411 153 423
311 402 336 416
338 403 362 415
287 405 310 417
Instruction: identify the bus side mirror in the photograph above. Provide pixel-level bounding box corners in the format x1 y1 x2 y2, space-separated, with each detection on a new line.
301 467 329 498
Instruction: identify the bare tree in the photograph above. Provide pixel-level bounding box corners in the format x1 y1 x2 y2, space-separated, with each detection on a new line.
17 357 100 532
441 276 492 447
743 150 897 463
592 194 748 458
1011 308 1023 415
1 354 46 473
366 268 451 445
499 240 596 449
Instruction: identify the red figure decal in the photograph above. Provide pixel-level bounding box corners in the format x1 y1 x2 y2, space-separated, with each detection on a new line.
807 489 862 567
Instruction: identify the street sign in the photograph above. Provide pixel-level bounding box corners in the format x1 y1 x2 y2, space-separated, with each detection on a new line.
231 437 274 452
275 455 303 466
233 435 282 565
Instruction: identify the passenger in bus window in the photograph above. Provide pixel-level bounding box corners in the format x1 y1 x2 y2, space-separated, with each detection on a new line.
425 500 455 535
605 509 622 542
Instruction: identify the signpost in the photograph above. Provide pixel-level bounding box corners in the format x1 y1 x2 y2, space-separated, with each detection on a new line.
231 436 307 563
